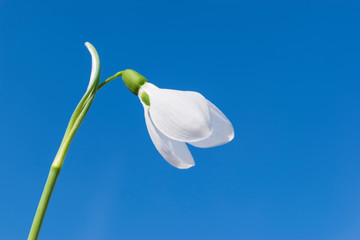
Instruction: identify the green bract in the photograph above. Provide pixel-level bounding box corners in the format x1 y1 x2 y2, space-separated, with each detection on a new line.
122 69 148 95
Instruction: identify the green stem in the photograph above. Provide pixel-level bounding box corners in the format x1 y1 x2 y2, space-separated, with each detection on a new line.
27 43 123 239
28 167 60 240
27 42 101 240
97 71 123 90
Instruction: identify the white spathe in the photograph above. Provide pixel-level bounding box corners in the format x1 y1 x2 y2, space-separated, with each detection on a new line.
85 42 98 91
139 82 234 169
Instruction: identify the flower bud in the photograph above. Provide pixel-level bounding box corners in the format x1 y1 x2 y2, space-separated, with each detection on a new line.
122 69 148 95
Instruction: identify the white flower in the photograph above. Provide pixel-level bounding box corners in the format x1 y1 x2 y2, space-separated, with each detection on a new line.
137 82 234 169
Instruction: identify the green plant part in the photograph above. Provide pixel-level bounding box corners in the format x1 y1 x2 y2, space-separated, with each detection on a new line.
141 91 150 106
121 69 148 95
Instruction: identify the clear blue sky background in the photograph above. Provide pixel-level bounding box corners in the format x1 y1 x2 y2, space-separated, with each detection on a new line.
1 0 360 239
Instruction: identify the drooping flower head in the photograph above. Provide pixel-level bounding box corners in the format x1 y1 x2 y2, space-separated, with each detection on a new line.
122 69 234 169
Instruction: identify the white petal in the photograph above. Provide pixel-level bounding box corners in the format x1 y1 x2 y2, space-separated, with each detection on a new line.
141 83 212 142
189 101 234 148
142 103 195 169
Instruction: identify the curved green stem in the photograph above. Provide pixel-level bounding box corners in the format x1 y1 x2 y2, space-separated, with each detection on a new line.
28 42 101 240
97 71 123 90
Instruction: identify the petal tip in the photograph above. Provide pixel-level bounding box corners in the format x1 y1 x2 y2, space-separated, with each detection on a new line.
229 130 235 142
175 162 195 169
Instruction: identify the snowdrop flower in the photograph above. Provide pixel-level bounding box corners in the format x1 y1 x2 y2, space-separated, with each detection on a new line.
122 69 234 169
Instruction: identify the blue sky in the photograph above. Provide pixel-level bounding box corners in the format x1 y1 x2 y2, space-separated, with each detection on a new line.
1 0 360 239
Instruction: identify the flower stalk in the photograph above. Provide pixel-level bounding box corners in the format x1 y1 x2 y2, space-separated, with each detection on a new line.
27 42 100 240
27 167 60 240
